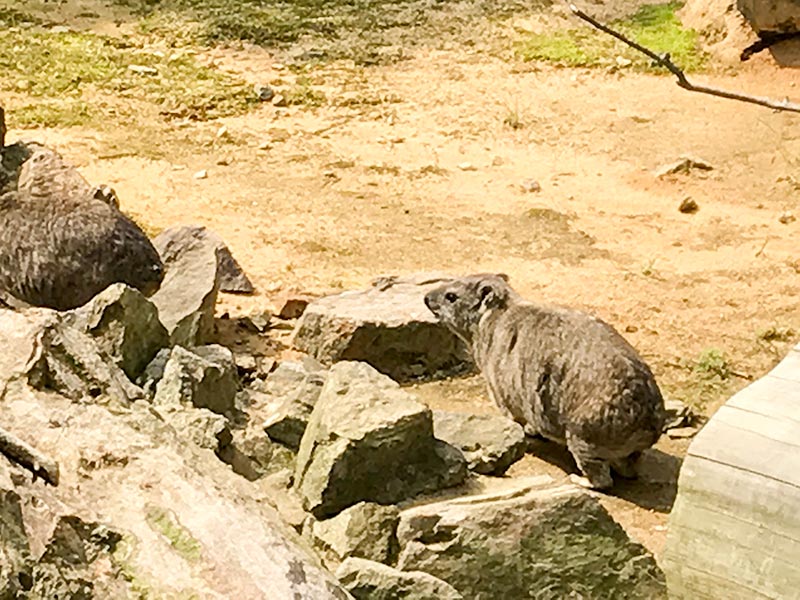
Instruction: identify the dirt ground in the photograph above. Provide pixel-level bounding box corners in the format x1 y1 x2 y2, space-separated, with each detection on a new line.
3 0 798 562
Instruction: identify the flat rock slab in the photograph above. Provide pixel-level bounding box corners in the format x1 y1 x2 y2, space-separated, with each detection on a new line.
337 558 463 600
294 362 466 518
292 273 473 382
396 476 666 599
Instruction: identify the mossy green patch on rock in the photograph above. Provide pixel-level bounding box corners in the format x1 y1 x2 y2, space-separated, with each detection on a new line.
144 506 202 563
516 2 707 72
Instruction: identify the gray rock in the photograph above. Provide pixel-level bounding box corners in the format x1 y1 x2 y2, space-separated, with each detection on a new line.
263 360 328 449
19 312 144 403
294 361 467 518
152 345 238 415
292 273 472 382
159 406 232 451
663 398 695 430
218 426 275 481
737 0 800 32
337 558 462 600
312 502 399 568
396 476 666 599
151 227 219 346
0 474 32 598
137 347 172 396
67 283 169 380
432 410 526 475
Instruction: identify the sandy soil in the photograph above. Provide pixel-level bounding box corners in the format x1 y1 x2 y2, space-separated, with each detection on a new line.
3 0 798 561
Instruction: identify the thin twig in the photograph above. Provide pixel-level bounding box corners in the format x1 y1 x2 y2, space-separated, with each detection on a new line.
0 426 60 485
568 4 800 114
755 237 769 257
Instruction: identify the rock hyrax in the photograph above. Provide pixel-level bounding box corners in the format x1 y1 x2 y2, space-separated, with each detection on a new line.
0 148 163 310
424 273 665 489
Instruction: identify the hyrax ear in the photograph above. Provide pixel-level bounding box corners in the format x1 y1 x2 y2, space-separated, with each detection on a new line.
496 273 510 282
478 278 508 311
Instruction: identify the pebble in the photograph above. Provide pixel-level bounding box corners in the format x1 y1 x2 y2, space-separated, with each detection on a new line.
255 84 275 102
193 170 208 180
128 65 158 75
458 162 477 171
779 211 796 224
679 197 699 214
521 179 541 193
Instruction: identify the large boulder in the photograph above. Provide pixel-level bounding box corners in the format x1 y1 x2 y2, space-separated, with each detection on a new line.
0 382 352 599
292 273 472 382
432 410 527 475
153 345 238 415
396 476 666 599
311 502 399 568
294 362 467 518
336 558 462 600
67 284 169 380
150 227 222 346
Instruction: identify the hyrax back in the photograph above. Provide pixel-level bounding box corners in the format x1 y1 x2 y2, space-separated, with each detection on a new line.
424 273 665 490
0 148 163 310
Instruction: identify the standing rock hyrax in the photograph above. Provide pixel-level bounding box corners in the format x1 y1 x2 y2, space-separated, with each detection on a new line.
424 273 665 490
0 147 164 310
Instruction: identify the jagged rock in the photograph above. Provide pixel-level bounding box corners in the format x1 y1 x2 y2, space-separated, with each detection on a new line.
311 502 399 568
159 407 232 452
292 273 472 382
0 470 32 598
67 284 169 380
151 227 222 346
336 558 462 600
152 345 238 415
0 308 143 403
137 348 171 397
396 476 666 599
0 383 352 598
263 360 328 449
218 426 275 481
294 361 467 518
663 398 695 430
432 410 527 475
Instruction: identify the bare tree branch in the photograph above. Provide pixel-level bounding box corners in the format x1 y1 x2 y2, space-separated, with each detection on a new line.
0 425 60 486
568 3 800 114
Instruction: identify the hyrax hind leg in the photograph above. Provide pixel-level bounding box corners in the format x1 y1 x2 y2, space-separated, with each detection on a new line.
566 433 613 490
611 452 642 480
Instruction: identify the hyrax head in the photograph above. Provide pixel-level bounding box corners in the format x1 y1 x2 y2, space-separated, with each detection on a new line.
424 273 511 345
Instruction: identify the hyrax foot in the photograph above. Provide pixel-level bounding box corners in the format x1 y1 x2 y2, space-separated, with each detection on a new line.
567 435 614 490
611 452 642 480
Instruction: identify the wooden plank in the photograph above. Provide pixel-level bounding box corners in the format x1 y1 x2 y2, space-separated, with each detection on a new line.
768 348 800 383
676 455 800 543
725 375 800 423
664 460 800 599
687 416 800 487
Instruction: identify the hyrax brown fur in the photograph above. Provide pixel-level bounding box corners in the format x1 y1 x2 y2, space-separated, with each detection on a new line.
425 273 665 490
0 146 164 310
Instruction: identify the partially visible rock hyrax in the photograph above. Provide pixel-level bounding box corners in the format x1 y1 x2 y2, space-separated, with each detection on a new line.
0 147 164 310
425 273 665 490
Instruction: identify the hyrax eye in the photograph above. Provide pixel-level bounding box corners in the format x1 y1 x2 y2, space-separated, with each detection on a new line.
445 292 458 303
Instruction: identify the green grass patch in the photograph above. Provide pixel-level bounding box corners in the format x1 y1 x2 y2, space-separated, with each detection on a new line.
516 2 706 72
0 27 254 128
